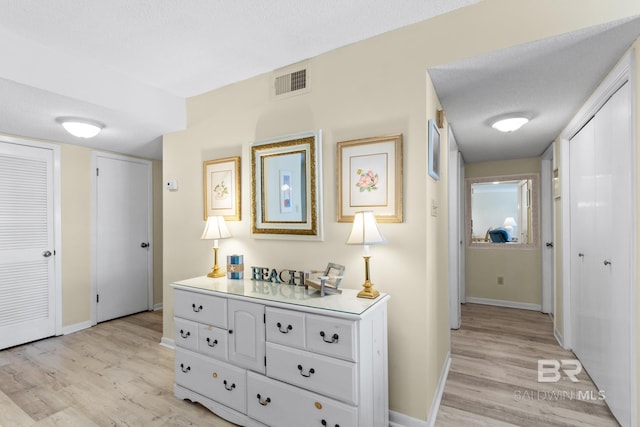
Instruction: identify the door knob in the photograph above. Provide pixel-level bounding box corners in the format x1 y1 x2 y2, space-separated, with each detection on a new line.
546 242 554 248
604 260 612 266
140 242 150 248
578 253 584 258
42 250 52 258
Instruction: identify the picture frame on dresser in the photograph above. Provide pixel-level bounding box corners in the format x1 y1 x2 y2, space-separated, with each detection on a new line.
337 133 403 223
203 156 241 221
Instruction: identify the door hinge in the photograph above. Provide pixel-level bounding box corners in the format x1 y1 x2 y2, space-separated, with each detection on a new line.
264 356 267 367
96 294 99 303
263 313 266 324
96 168 99 176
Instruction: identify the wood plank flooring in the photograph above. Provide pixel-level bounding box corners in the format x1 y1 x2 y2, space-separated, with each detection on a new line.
436 303 620 427
0 310 235 426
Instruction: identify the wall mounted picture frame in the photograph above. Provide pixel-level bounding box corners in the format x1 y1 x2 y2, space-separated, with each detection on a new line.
428 119 440 181
251 130 323 240
337 133 403 223
203 156 241 221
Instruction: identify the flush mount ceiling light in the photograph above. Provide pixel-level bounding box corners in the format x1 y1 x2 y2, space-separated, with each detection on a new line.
491 117 529 133
56 117 104 138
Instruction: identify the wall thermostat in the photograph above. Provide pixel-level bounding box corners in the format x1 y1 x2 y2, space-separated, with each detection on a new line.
166 179 178 191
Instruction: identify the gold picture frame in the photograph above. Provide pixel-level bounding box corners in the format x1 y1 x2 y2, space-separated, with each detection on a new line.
251 130 323 240
203 156 241 221
337 133 403 223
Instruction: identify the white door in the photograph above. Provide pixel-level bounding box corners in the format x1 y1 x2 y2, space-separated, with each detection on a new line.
0 141 56 349
570 82 632 426
95 154 152 323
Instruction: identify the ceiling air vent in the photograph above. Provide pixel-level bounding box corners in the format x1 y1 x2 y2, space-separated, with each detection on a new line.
273 63 310 98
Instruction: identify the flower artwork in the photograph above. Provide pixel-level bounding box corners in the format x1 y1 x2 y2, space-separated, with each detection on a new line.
214 180 229 200
356 169 379 192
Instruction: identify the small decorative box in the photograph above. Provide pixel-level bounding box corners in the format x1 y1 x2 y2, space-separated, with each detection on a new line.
227 255 244 279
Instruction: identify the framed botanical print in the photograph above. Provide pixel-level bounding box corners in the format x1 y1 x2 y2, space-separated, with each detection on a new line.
337 133 403 223
203 156 241 221
428 119 440 180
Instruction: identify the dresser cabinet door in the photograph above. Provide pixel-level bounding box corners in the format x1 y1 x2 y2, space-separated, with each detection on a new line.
175 348 247 414
266 342 358 405
228 299 266 374
174 289 227 327
174 318 199 351
247 372 357 427
306 315 356 362
265 307 305 349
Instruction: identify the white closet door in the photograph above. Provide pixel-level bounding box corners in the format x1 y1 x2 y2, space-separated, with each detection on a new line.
592 82 632 426
569 118 595 363
0 142 55 349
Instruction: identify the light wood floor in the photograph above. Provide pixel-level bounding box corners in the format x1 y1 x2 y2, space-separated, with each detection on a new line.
436 303 619 427
0 310 235 426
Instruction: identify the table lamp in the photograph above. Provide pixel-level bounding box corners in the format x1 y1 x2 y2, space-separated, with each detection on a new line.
201 216 231 278
346 211 385 299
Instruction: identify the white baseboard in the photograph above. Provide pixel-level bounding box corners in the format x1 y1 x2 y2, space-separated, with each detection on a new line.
554 327 565 349
389 351 451 427
465 297 541 312
153 303 163 311
62 320 92 335
160 337 175 349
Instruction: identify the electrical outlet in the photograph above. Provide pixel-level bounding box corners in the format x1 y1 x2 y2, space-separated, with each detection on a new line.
497 276 504 285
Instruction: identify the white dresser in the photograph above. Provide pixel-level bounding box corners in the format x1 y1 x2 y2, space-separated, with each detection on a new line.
171 276 389 427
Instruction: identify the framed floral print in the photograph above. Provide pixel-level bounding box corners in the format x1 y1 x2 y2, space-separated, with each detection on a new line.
203 156 241 221
337 134 403 223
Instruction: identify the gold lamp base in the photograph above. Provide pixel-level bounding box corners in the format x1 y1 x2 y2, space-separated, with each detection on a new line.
357 255 380 299
206 247 225 278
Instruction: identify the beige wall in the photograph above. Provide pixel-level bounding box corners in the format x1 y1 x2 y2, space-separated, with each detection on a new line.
162 0 640 421
465 158 542 306
2 133 163 327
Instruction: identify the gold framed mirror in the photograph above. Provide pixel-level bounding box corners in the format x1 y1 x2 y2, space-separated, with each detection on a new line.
251 130 323 240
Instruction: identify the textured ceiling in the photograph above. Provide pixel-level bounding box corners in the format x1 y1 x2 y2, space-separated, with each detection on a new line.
0 0 478 159
429 15 640 163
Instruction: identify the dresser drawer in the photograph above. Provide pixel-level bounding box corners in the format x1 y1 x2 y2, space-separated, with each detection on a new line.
265 307 305 349
175 348 246 414
266 343 357 405
174 318 199 351
198 324 228 360
248 371 357 427
174 289 227 327
306 315 356 362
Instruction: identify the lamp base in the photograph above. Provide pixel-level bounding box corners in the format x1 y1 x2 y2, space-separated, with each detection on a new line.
207 268 225 278
357 279 380 299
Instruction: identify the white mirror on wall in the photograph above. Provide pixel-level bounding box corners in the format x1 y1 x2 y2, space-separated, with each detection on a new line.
466 173 539 247
251 130 323 241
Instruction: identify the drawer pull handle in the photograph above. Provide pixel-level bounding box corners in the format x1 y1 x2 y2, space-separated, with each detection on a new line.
223 380 236 391
206 337 218 347
180 363 191 373
321 421 340 427
320 331 339 344
298 364 315 377
256 393 271 406
277 322 293 333
179 329 190 339
192 304 203 312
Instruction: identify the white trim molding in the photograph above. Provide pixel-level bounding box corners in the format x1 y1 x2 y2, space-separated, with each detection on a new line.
160 337 175 349
153 303 163 311
389 351 451 427
62 320 92 335
465 297 541 312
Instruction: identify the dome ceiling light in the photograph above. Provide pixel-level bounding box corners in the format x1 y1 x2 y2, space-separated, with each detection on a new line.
56 117 104 138
491 117 529 133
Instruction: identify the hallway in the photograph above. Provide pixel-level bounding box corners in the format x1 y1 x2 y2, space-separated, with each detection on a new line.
436 304 619 426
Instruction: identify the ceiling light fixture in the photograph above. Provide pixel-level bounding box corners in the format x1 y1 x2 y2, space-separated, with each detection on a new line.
56 117 104 138
491 117 529 133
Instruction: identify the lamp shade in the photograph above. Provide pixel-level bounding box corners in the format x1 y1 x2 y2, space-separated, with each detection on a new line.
503 217 517 227
346 211 385 245
201 216 231 240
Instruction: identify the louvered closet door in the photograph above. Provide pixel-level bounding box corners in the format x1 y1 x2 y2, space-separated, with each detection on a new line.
0 142 55 349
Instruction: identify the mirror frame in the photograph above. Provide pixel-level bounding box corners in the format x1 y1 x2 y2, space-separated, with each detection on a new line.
251 130 323 241
465 173 539 249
